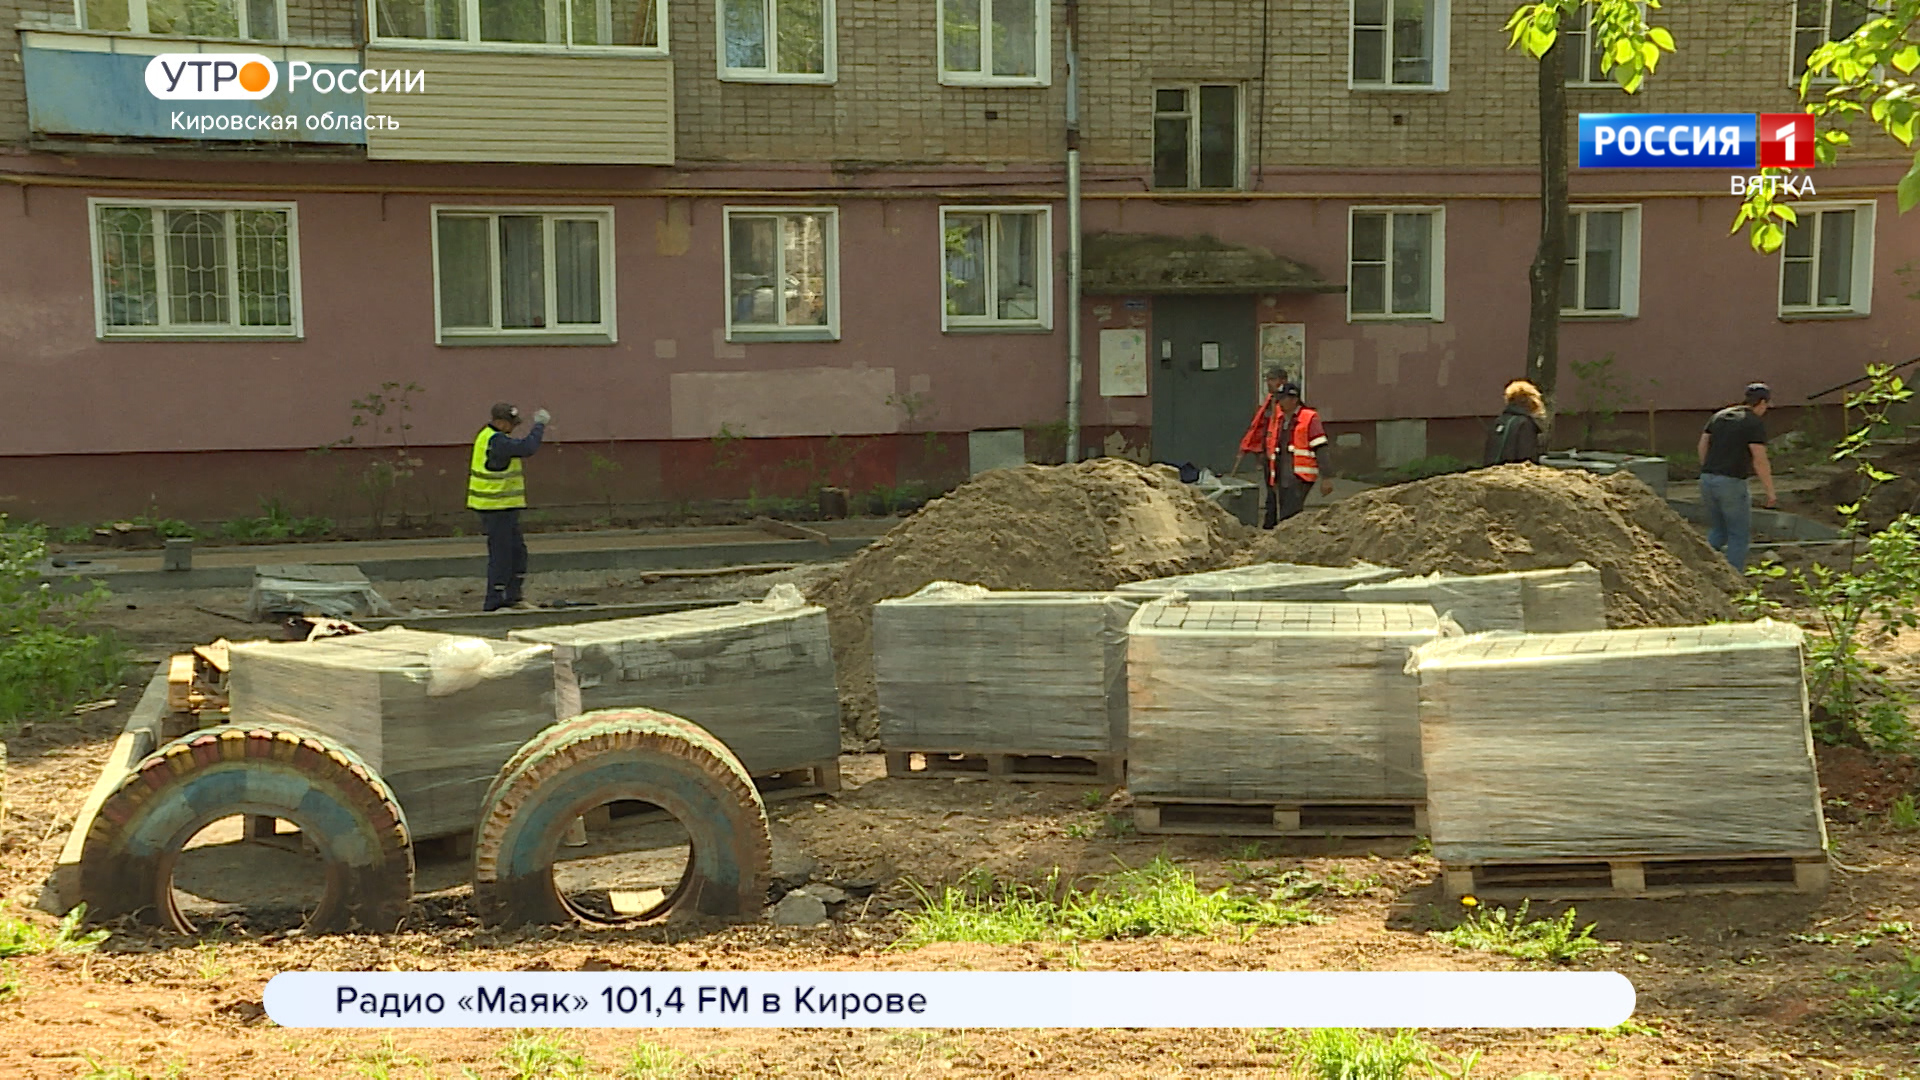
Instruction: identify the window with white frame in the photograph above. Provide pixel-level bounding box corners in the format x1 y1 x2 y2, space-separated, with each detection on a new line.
1351 0 1447 89
1779 203 1876 315
1792 0 1874 81
91 200 299 338
725 208 839 339
1348 207 1443 319
939 0 1047 85
1561 206 1641 317
434 208 615 341
941 206 1050 330
81 0 284 39
1152 86 1241 191
373 0 662 49
1560 3 1651 86
721 0 832 80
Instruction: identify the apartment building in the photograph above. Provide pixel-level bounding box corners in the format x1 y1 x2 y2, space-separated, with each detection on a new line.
0 0 1914 522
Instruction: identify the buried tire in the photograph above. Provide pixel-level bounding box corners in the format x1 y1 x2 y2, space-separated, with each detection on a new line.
472 708 772 928
78 726 414 934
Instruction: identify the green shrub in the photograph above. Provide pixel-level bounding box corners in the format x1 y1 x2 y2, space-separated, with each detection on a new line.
1431 900 1608 963
0 517 126 726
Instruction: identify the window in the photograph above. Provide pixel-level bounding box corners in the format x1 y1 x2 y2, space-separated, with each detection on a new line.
1779 202 1876 316
941 207 1050 330
939 0 1048 86
1351 0 1448 89
724 208 839 340
1560 3 1650 86
90 200 299 338
373 0 663 49
432 208 615 343
1348 207 1443 320
1561 206 1641 317
1152 86 1241 191
720 0 832 80
1792 0 1874 82
81 0 283 39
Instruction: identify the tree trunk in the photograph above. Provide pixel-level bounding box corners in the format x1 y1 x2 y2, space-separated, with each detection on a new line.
1527 44 1569 436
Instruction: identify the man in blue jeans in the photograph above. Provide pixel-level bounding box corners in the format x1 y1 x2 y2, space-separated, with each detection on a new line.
1697 383 1777 572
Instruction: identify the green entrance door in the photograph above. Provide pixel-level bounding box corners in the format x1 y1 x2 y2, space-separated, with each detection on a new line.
1149 295 1259 475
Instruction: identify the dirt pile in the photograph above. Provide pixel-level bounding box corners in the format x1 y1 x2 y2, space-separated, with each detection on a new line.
809 459 1253 740
1243 464 1745 627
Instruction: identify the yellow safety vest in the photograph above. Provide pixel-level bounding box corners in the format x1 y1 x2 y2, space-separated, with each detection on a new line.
467 427 526 511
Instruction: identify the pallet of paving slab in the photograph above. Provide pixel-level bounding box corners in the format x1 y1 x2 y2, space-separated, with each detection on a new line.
1440 850 1831 901
884 749 1123 784
1131 797 1427 837
596 761 844 827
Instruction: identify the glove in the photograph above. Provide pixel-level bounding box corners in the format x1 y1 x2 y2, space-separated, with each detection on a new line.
532 409 551 426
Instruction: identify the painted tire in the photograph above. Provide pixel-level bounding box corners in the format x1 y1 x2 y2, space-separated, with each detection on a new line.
472 708 772 928
78 726 414 934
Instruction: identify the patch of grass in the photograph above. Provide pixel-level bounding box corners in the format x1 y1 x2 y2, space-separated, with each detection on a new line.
0 902 109 958
1792 921 1915 949
1592 1017 1662 1037
897 856 1320 947
78 1058 139 1080
1064 820 1098 840
1431 900 1608 964
349 1036 427 1079
0 961 19 999
1277 1028 1481 1079
1079 788 1107 809
1889 793 1920 832
195 938 229 981
621 1040 687 1079
1836 950 1920 1027
500 1032 593 1080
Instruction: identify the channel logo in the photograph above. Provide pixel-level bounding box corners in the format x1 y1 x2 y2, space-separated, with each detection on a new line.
145 54 279 100
1578 113 1815 170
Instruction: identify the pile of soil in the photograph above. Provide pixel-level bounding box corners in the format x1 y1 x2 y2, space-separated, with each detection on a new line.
1242 464 1745 627
809 459 1253 740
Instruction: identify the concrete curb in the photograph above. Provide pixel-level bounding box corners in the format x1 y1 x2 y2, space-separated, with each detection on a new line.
44 536 875 593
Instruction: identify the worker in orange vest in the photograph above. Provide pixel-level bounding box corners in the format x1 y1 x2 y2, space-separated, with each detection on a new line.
1233 377 1332 528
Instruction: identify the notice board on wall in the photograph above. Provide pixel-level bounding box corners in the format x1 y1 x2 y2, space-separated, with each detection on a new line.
1100 328 1148 397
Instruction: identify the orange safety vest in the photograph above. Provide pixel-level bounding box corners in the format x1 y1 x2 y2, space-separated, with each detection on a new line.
1240 400 1323 486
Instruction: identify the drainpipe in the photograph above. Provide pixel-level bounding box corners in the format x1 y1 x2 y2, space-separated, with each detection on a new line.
1064 0 1084 464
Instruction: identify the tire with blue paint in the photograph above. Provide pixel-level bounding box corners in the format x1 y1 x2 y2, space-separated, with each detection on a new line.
78 726 413 934
472 708 772 928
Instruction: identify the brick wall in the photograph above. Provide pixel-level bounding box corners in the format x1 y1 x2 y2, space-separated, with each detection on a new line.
674 0 1908 170
285 0 362 46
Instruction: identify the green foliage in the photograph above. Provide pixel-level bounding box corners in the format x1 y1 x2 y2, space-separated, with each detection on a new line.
220 497 331 541
1563 352 1641 447
1890 793 1920 831
0 961 18 1000
896 856 1320 947
1273 1028 1481 1080
1750 366 1920 750
621 1041 687 1079
1793 921 1915 948
1432 900 1608 963
1836 950 1920 1027
711 422 748 473
499 1032 593 1080
586 449 623 521
1392 455 1474 482
0 902 110 958
325 382 425 537
1504 1 1674 91
348 1036 426 1080
0 517 125 726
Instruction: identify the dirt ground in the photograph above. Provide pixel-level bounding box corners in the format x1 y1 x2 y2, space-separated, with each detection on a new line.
3 696 1918 1078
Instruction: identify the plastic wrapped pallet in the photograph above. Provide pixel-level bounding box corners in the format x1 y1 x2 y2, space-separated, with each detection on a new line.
873 583 1135 756
1342 564 1607 633
1407 620 1828 864
247 564 393 621
1126 598 1443 802
508 585 839 776
227 628 561 840
1116 561 1404 602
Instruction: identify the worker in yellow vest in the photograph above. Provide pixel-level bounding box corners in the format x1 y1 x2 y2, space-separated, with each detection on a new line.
468 402 550 611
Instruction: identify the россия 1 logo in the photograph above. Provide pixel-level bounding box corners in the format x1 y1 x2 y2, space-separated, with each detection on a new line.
145 54 279 100
1578 113 1815 170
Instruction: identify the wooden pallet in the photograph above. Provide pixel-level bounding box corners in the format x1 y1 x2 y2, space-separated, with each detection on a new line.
885 750 1123 785
594 761 843 828
1132 798 1427 837
1442 850 1831 901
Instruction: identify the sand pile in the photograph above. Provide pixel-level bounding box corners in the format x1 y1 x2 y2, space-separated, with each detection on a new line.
809 459 1253 740
1242 464 1745 627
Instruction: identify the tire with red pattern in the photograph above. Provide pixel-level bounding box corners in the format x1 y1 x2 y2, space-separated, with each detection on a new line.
78 725 414 934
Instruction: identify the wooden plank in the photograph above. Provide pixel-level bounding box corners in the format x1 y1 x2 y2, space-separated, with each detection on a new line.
1131 798 1425 838
193 639 232 674
49 668 170 913
1442 852 1831 901
166 654 195 711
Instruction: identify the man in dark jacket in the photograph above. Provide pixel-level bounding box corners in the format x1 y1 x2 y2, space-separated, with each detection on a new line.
467 402 550 611
1485 379 1546 466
